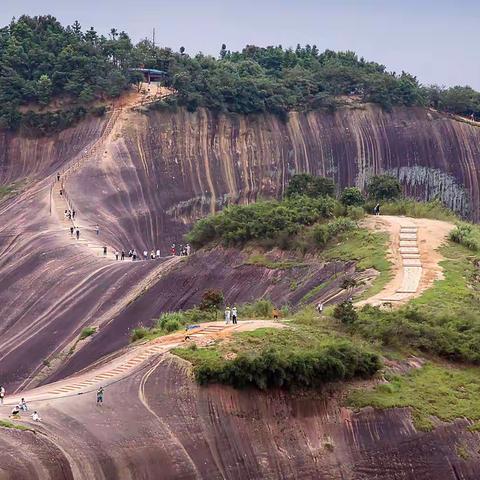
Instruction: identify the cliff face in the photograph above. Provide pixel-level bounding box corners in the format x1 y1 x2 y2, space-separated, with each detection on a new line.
2 356 480 480
63 105 480 259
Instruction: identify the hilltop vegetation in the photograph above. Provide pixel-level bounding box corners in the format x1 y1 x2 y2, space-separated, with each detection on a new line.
1 15 479 132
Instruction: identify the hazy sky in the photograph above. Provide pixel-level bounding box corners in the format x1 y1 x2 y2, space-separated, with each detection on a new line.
2 0 479 89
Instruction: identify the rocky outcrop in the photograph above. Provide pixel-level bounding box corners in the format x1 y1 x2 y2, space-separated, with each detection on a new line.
2 355 480 480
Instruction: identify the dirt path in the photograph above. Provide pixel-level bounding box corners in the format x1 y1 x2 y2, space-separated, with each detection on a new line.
358 215 454 307
0 320 283 407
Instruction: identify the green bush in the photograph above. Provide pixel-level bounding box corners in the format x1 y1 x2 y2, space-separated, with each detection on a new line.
286 174 335 199
312 217 357 246
366 175 401 201
79 327 96 340
238 299 275 318
187 340 381 389
346 205 365 220
449 223 480 252
340 187 365 206
186 195 336 248
131 327 149 342
333 300 358 324
157 312 185 331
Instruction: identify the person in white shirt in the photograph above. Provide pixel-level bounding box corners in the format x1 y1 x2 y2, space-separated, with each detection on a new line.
224 307 231 324
32 411 41 421
156 249 161 258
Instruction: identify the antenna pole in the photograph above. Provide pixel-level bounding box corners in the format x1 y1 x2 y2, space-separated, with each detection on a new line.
152 28 155 46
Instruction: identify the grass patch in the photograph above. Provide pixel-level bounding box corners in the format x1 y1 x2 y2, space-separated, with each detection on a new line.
348 363 480 431
0 183 20 201
450 222 480 251
245 254 306 270
174 323 381 389
79 327 96 340
0 419 35 432
371 199 457 222
323 228 391 299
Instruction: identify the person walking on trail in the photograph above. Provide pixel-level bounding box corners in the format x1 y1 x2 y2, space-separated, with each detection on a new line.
316 302 324 314
150 250 155 259
132 250 137 261
103 246 107 256
272 308 280 320
115 251 119 260
76 228 80 240
121 250 125 260
232 306 238 324
156 249 160 259
186 244 191 256
57 173 60 182
32 411 41 422
171 244 176 256
96 387 104 405
374 203 380 216
95 224 99 236
0 385 5 404
70 226 74 236
143 250 148 260
20 398 28 411
72 209 76 220
224 306 231 325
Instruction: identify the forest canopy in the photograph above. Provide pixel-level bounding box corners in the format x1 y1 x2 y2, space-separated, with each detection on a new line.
1 15 479 132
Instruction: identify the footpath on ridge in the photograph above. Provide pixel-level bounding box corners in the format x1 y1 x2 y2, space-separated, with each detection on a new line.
357 215 454 307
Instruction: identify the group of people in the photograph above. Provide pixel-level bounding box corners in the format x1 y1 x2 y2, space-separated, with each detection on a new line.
64 209 76 221
224 306 238 325
8 396 41 422
170 243 191 256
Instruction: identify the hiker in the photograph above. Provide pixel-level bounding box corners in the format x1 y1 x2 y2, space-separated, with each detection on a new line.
59 189 63 196
121 250 125 260
76 228 80 240
128 249 132 258
64 209 68 218
32 411 41 422
272 308 280 320
95 224 99 236
70 226 74 236
96 386 104 405
316 302 324 314
171 244 176 256
20 398 28 411
156 249 160 258
11 405 20 417
186 244 191 256
232 306 238 324
103 246 107 256
374 203 380 216
67 211 72 220
72 209 76 219
224 306 231 325
150 250 155 259
57 173 60 182
143 250 148 260
115 251 119 260
132 250 137 261
0 385 5 404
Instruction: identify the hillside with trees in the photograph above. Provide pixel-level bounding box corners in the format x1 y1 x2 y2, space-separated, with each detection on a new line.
0 15 479 133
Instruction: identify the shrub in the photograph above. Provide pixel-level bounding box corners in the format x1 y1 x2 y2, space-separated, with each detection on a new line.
190 341 381 389
79 327 96 340
238 299 275 318
157 312 185 331
313 217 357 246
333 300 358 324
131 327 149 342
340 187 365 206
366 175 401 201
449 223 480 252
199 289 224 311
286 174 335 199
346 205 365 220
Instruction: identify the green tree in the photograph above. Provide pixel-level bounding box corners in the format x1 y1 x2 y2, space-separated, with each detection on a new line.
340 187 365 206
286 173 335 198
367 175 401 201
333 300 358 324
36 74 53 105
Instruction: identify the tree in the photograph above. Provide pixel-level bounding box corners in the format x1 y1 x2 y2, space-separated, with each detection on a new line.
286 173 335 198
36 74 53 105
333 300 358 325
199 289 224 320
367 175 401 201
340 187 365 206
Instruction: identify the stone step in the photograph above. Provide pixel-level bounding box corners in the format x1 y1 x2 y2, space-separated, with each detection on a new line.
399 247 419 254
403 259 422 267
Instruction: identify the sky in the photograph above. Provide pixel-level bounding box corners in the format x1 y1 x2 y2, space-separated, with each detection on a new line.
2 0 479 89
